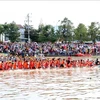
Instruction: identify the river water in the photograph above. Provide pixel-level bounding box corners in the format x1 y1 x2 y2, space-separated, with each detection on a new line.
0 67 100 100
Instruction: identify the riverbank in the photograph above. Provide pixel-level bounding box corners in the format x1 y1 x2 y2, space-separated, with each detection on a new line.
0 53 100 60
46 55 100 60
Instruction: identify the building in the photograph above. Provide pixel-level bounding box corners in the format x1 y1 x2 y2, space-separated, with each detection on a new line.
17 24 27 42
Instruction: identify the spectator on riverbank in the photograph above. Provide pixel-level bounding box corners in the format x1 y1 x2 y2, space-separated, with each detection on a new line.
0 41 100 57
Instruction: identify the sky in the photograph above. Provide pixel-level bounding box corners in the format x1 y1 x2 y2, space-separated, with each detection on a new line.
0 1 100 29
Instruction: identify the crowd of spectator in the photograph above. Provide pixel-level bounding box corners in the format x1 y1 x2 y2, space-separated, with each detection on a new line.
0 41 100 57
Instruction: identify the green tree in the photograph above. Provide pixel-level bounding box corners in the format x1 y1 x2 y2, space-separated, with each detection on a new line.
55 25 63 41
30 28 39 42
24 24 36 42
88 22 100 43
0 24 4 41
7 22 20 42
48 26 57 43
38 23 44 33
56 17 74 42
3 22 10 41
38 24 56 42
74 23 88 42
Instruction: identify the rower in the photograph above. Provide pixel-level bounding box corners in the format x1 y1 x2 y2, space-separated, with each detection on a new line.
95 58 100 65
67 56 71 64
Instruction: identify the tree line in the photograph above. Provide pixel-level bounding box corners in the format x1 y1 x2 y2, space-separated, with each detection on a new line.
0 17 100 43
0 21 20 42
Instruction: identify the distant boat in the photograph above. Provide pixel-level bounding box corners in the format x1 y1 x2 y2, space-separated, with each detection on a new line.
75 53 91 57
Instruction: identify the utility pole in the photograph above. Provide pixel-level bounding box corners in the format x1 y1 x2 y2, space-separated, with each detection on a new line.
24 13 32 43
